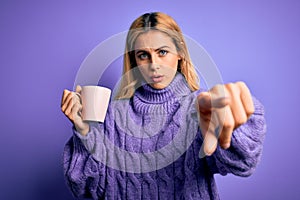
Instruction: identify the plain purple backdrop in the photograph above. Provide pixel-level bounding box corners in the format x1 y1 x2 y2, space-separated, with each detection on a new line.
1 0 299 199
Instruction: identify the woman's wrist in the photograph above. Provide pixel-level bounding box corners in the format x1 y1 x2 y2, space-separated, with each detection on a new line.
75 123 90 136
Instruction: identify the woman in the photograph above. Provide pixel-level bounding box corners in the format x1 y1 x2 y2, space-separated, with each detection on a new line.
61 12 266 199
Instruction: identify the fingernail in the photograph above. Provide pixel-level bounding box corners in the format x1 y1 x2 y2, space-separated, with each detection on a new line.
221 143 230 149
204 134 218 156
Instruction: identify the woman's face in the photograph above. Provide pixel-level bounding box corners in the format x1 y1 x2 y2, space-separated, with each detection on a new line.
134 30 181 89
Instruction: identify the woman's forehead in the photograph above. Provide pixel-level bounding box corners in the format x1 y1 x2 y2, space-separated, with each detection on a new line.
133 30 176 50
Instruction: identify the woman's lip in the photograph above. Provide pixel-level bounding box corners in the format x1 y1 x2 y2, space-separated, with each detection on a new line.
150 75 164 83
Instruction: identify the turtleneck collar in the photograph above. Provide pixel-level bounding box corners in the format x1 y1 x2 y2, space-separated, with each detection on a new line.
132 73 192 114
135 73 191 103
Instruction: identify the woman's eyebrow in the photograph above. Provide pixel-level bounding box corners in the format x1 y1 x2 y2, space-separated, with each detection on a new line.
154 46 171 51
135 46 171 54
135 50 148 55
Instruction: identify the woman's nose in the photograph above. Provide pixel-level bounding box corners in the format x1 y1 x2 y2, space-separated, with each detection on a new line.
149 54 160 70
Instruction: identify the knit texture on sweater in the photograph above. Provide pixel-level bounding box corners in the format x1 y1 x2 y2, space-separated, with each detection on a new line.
63 73 266 199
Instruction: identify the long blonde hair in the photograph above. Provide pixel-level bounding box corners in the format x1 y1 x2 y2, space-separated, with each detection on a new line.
115 12 199 99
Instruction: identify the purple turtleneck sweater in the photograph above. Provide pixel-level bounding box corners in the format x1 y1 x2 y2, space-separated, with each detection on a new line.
63 74 266 200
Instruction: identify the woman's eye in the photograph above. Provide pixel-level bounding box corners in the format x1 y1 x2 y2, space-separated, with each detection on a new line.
159 50 168 56
138 53 149 60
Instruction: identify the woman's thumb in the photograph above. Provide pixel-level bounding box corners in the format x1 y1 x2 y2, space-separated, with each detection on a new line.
75 85 82 93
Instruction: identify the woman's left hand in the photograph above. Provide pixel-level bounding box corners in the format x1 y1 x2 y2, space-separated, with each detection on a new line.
197 81 254 156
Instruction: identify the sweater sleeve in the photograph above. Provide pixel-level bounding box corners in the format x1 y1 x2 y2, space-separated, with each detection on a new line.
206 96 267 177
63 125 107 199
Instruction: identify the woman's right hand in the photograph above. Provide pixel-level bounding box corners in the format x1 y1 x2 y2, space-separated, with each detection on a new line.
61 85 89 136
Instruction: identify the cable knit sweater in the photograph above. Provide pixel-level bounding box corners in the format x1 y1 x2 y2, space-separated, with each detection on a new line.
63 73 266 200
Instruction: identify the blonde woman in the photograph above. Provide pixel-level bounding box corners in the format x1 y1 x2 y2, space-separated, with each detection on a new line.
61 12 266 199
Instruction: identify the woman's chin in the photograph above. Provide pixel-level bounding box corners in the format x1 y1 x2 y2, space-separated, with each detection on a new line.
150 82 168 90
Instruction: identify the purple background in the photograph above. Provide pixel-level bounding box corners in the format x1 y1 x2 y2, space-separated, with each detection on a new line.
1 0 299 199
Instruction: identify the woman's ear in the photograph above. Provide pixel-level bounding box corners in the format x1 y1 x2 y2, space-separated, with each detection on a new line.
177 51 183 60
